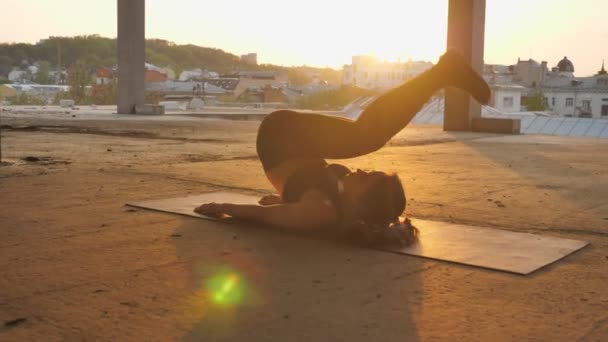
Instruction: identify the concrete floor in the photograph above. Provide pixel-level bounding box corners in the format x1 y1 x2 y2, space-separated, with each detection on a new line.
1 109 607 341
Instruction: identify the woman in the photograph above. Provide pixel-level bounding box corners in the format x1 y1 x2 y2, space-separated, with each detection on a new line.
195 50 490 246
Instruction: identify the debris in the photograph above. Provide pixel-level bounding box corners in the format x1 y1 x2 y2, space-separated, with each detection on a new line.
170 234 182 238
107 148 112 152
22 156 40 162
283 314 290 319
93 289 105 293
4 318 26 327
376 294 382 299
120 301 138 308
312 279 322 284
125 208 137 212
232 235 238 240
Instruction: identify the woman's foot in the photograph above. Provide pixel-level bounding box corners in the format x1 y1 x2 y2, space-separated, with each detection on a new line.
435 49 491 104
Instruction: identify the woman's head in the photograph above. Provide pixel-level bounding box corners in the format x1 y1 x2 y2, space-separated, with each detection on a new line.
341 169 417 246
342 169 406 225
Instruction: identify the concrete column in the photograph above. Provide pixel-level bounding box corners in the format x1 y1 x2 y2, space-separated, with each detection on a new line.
444 0 486 131
117 0 145 114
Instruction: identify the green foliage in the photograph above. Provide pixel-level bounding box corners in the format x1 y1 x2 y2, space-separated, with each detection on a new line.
296 85 376 110
0 55 13 77
7 93 47 105
526 92 546 111
92 78 118 105
288 66 342 86
0 35 341 83
52 91 71 105
67 59 91 104
318 68 342 85
35 61 51 84
288 69 312 86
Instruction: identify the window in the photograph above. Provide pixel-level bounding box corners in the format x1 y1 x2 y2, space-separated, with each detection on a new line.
582 100 591 112
543 97 549 107
503 97 514 108
602 105 608 116
552 97 556 106
566 98 574 107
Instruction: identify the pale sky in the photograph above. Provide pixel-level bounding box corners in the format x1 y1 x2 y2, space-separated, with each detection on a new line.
2 0 607 76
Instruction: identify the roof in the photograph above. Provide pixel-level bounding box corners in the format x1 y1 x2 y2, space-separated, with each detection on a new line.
205 78 239 91
557 57 575 73
96 67 113 78
543 74 608 91
146 80 226 94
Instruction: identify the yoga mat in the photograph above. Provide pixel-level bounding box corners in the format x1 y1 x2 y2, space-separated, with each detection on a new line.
127 192 589 275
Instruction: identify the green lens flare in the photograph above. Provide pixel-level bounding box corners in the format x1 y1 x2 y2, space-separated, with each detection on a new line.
207 271 244 306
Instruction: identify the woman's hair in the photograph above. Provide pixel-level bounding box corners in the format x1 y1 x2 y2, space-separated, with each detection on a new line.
352 173 419 246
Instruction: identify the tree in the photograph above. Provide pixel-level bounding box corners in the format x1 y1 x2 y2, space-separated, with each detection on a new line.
319 68 342 85
68 59 91 104
288 68 312 86
0 56 13 78
526 91 546 111
35 61 50 84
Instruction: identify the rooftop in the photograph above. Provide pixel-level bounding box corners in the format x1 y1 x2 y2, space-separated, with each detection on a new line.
1 107 607 341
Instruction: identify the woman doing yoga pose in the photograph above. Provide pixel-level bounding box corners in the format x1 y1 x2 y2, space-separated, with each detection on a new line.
195 50 490 246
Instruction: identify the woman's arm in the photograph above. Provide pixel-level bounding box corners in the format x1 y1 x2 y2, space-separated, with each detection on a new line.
195 191 336 230
258 194 282 206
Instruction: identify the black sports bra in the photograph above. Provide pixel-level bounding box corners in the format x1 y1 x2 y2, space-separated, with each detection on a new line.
282 162 350 222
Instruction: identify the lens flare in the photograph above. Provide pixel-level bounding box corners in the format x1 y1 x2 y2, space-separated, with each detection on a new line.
207 271 244 306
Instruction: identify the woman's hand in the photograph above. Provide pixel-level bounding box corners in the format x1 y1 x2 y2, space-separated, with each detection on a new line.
258 194 282 206
194 202 226 218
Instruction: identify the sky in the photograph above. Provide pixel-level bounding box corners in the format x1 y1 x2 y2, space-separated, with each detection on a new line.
1 0 607 76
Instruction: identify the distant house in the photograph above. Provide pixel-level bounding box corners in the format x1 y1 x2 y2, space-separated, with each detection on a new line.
225 71 288 97
145 69 168 83
238 85 288 104
96 67 113 85
240 53 258 65
485 57 608 118
342 56 433 90
179 69 218 82
204 78 240 94
8 69 30 83
145 63 175 80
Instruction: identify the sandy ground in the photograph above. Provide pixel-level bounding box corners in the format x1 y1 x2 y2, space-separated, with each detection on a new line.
1 109 607 341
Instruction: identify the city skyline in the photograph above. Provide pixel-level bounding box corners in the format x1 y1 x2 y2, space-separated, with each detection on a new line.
2 0 607 76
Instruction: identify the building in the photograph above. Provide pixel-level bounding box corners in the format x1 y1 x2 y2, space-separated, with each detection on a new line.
542 62 608 118
95 67 113 85
240 53 258 65
237 85 288 104
484 57 608 118
342 56 433 90
179 68 219 82
228 70 288 97
145 69 168 83
8 69 30 83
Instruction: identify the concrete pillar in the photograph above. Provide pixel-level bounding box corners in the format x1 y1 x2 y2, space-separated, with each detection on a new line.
117 0 145 114
444 0 486 131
